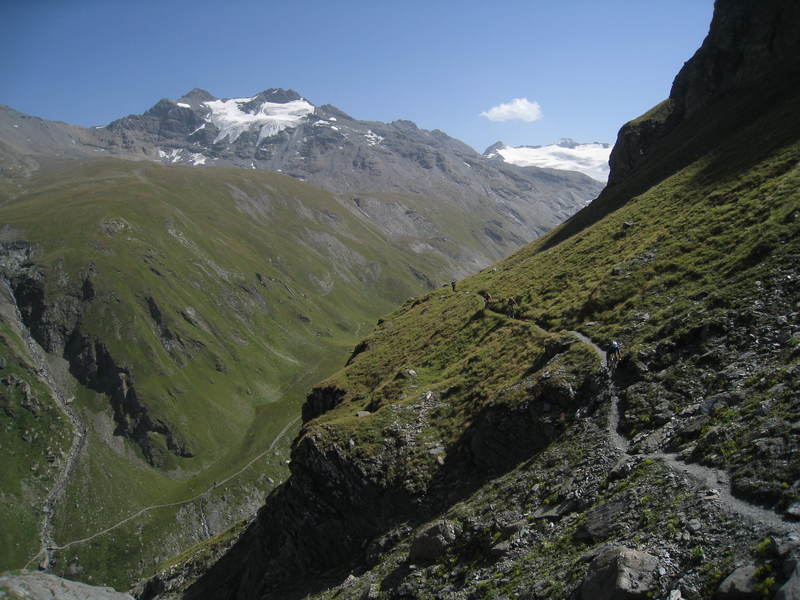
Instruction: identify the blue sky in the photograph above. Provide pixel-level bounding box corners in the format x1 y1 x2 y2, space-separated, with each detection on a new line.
1 0 714 153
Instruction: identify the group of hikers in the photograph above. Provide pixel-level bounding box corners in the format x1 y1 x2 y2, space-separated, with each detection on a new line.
448 282 623 369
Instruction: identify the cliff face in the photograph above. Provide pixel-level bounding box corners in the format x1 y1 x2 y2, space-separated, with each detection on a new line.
608 0 800 186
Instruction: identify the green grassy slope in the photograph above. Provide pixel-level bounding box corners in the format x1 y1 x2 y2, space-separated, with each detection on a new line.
312 80 799 479
0 158 466 587
240 73 800 599
0 317 71 569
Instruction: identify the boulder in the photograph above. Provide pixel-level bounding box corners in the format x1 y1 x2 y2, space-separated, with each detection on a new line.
714 565 759 599
775 564 800 600
408 520 459 563
574 497 628 542
580 546 659 600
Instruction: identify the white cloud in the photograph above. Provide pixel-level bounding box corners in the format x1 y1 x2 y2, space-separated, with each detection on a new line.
480 98 543 122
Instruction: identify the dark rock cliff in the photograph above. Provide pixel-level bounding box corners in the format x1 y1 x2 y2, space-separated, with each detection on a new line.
608 0 800 186
540 0 800 254
0 242 189 467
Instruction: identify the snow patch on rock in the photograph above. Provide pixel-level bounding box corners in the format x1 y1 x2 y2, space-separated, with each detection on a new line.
204 97 314 144
365 130 383 146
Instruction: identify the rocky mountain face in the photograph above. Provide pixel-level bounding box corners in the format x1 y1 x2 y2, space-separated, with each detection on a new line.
0 90 602 272
142 2 800 599
608 0 800 187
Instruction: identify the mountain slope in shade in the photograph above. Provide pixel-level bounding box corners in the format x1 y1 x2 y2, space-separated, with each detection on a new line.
485 138 611 183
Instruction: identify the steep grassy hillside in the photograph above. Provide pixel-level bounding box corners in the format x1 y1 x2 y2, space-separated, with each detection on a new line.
177 45 800 600
0 297 72 570
0 158 475 588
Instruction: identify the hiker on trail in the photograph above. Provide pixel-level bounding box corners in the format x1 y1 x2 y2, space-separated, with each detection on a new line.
608 340 621 366
481 292 492 308
451 280 456 292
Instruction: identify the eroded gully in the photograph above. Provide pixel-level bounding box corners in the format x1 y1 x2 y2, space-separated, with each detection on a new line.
0 279 87 570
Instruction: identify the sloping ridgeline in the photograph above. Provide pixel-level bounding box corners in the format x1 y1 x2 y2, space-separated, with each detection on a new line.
172 1 800 599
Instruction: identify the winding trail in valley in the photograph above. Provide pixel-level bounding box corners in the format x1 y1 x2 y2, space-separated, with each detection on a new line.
41 414 301 554
482 295 796 534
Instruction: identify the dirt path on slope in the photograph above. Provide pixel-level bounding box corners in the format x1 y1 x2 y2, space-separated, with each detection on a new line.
567 330 607 365
578 332 794 532
643 451 792 531
478 292 796 533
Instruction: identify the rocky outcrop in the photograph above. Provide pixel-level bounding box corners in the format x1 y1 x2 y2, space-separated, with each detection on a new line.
714 565 759 599
302 385 347 423
66 333 192 466
408 520 460 563
0 571 133 600
468 366 602 471
0 242 189 467
183 429 425 599
580 546 659 600
608 0 800 186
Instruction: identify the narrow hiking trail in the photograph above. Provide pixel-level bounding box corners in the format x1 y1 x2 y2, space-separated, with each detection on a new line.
479 293 797 534
19 346 316 568
578 330 796 533
43 415 301 555
600 372 793 531
0 279 88 571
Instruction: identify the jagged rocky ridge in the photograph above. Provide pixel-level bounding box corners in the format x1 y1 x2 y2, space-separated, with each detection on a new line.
142 1 800 599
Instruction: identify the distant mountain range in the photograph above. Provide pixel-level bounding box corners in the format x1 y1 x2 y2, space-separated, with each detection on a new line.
484 138 611 182
0 90 604 273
